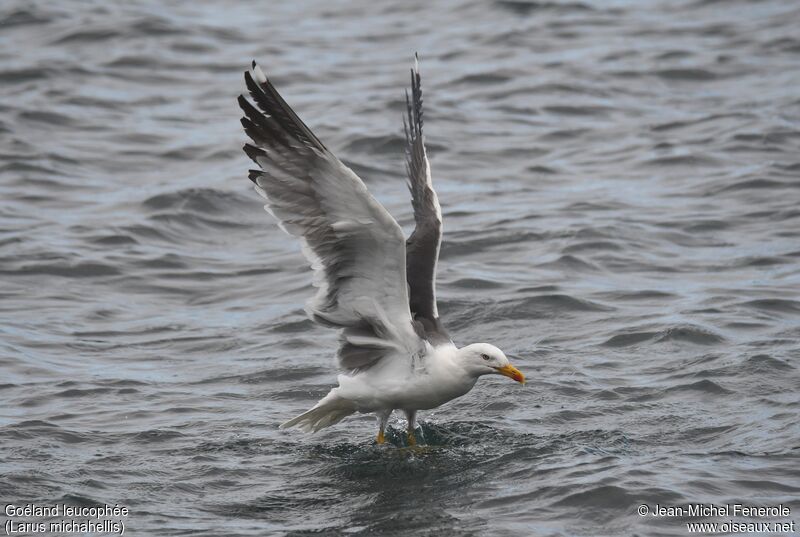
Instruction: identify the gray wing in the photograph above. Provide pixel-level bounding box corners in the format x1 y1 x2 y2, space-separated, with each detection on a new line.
239 61 424 370
403 56 450 344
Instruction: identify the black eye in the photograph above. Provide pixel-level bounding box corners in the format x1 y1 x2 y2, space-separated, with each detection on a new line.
481 354 491 361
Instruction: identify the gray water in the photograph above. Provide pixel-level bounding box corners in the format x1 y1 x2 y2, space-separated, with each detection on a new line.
2 1 799 535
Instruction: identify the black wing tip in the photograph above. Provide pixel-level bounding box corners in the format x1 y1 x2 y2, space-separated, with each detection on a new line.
237 96 262 134
249 60 264 81
247 169 263 185
404 54 424 141
243 69 258 93
241 62 328 152
243 68 271 103
243 142 266 164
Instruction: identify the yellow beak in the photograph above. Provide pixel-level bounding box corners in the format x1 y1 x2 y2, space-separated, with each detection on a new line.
494 364 525 385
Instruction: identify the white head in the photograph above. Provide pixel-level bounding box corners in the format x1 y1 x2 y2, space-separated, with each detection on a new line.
456 343 525 384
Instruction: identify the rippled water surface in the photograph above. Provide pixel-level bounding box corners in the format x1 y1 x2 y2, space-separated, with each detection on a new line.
2 1 799 535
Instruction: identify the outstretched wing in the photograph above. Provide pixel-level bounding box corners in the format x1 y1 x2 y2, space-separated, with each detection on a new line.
403 56 449 343
239 61 424 370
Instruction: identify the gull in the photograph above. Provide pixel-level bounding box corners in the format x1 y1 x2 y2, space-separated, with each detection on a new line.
238 56 525 445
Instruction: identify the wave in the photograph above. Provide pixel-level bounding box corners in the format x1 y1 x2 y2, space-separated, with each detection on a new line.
0 261 120 278
740 299 800 314
602 324 724 347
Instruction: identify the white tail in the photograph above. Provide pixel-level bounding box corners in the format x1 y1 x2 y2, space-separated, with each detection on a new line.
280 393 355 432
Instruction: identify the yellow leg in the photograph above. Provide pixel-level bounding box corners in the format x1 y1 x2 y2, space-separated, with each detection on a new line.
405 410 418 447
375 410 390 445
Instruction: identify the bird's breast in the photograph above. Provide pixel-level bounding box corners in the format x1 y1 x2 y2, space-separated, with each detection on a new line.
336 346 476 412
387 369 476 410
